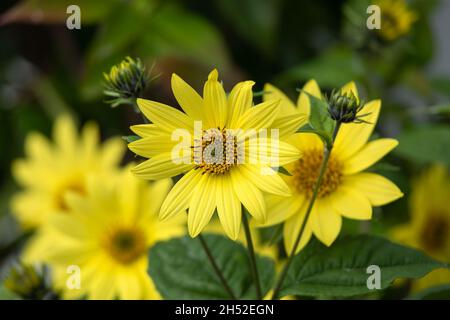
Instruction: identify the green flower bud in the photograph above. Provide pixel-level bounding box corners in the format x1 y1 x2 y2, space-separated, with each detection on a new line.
103 57 150 108
326 89 368 123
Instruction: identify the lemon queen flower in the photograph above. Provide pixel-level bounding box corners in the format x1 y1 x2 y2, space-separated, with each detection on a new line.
24 167 185 300
11 116 124 229
374 0 417 41
128 69 303 240
392 165 450 292
261 81 403 253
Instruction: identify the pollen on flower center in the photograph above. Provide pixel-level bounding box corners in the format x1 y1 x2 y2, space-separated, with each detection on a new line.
103 226 147 264
292 149 343 198
420 214 448 252
194 128 238 175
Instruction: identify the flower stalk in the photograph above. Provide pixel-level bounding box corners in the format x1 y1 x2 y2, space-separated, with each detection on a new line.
271 121 342 300
242 211 263 299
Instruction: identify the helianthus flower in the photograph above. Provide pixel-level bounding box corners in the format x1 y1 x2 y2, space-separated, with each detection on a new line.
392 165 450 292
375 0 417 41
128 69 303 240
11 116 124 229
260 80 403 253
23 167 185 299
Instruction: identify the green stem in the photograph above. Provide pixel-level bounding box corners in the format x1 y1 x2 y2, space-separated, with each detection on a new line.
242 211 263 300
198 235 237 300
271 122 342 300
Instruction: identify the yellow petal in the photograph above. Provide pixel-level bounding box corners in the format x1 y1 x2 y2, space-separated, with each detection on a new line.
257 193 304 227
130 124 162 137
270 113 307 138
310 198 342 246
216 175 241 240
160 169 203 220
131 153 194 180
283 205 312 254
330 186 372 220
340 81 359 102
343 138 398 174
231 169 266 222
100 137 125 168
343 173 403 206
228 80 255 128
333 99 381 159
203 69 227 128
128 135 175 158
53 115 77 154
263 83 297 116
171 73 204 121
136 98 193 132
188 174 217 237
236 99 280 131
247 139 301 166
238 165 291 196
296 79 322 117
284 132 323 152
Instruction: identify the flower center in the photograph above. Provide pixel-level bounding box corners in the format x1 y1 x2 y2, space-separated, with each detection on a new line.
195 128 238 175
56 180 85 211
292 149 343 198
420 214 448 252
103 226 147 265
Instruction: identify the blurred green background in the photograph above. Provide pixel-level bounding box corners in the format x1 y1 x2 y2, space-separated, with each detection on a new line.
1 0 450 285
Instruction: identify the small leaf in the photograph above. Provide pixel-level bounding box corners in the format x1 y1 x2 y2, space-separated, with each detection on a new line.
122 135 141 143
148 234 276 299
0 285 21 300
280 235 447 298
274 166 292 176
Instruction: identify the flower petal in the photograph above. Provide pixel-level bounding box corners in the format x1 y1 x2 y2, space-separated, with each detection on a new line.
330 186 372 220
270 113 307 138
296 79 322 117
263 83 297 116
228 80 255 128
160 169 203 220
231 169 266 222
188 174 217 237
203 69 227 128
310 198 342 246
131 153 194 180
238 165 291 196
246 138 301 166
130 124 163 138
333 99 381 159
236 99 280 131
128 135 176 158
283 204 312 254
343 173 403 206
216 175 241 240
343 138 398 174
171 73 204 121
340 81 359 102
257 193 304 227
136 98 193 132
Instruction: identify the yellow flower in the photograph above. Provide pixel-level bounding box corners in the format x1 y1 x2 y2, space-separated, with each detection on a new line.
128 69 303 240
11 116 125 229
23 166 185 299
392 165 450 292
260 80 403 253
375 0 417 41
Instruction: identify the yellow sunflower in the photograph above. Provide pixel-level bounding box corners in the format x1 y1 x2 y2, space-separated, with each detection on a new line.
11 116 125 229
128 69 303 240
392 165 450 292
375 0 417 41
260 80 403 253
23 166 185 299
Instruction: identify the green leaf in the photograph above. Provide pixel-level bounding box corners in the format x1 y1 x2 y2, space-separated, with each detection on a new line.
274 166 292 176
395 126 450 166
148 234 276 299
122 135 141 143
297 92 334 148
278 46 364 88
408 284 450 300
0 285 21 300
280 234 447 298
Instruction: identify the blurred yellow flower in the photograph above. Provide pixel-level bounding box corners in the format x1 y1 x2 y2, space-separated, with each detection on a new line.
261 81 403 253
11 116 124 229
375 0 417 41
128 69 303 240
392 165 450 292
24 166 185 299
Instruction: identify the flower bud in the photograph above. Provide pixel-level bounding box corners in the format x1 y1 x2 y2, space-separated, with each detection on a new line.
326 89 367 123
